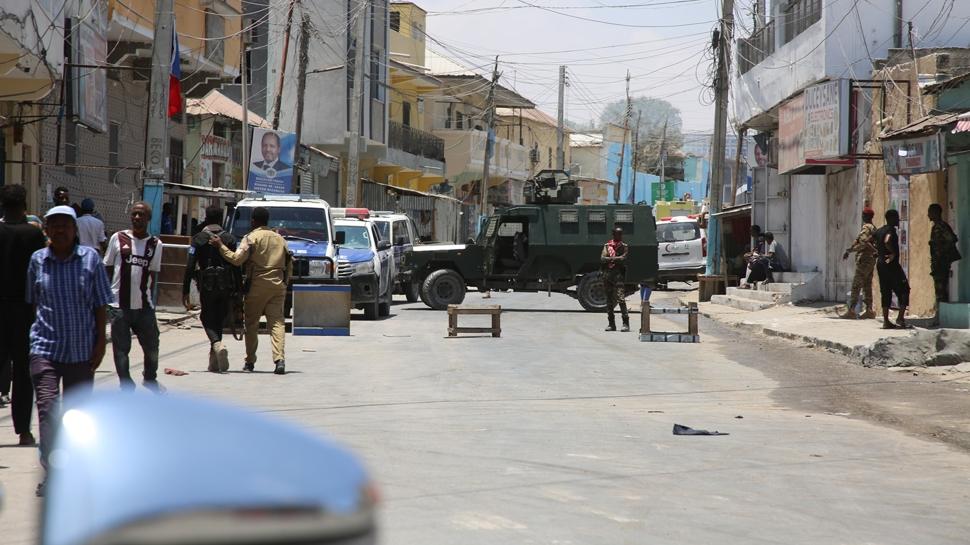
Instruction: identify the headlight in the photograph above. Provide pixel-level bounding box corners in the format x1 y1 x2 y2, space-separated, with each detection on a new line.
308 259 332 278
353 261 375 274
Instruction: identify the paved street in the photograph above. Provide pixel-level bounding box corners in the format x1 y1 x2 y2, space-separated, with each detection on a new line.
4 290 970 544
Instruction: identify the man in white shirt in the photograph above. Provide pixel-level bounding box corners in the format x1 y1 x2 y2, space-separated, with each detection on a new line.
76 198 107 253
104 202 164 391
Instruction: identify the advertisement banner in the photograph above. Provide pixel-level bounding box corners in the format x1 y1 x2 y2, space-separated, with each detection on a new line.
803 79 850 160
72 0 108 133
778 93 805 174
882 134 944 175
247 128 296 194
889 176 910 277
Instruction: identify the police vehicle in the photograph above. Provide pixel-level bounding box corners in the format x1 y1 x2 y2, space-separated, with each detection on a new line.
371 211 422 302
333 209 394 320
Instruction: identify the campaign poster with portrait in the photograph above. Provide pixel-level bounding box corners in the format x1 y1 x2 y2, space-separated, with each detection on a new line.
248 128 297 194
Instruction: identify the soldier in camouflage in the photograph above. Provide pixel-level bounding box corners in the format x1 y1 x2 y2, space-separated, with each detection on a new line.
929 203 960 325
601 226 630 332
842 207 878 319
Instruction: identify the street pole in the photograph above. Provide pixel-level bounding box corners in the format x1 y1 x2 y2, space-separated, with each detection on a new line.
142 0 174 235
271 0 297 130
658 126 666 201
480 56 500 226
293 11 311 194
241 35 250 191
631 110 641 203
346 0 368 207
708 0 735 277
614 70 630 204
556 65 566 170
731 125 745 206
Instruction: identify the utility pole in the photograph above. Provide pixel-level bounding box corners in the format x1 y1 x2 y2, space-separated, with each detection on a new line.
731 125 746 206
293 11 311 194
630 110 641 203
708 0 735 276
271 0 297 130
142 0 174 235
241 30 250 190
480 56 500 225
556 65 566 170
346 0 369 207
614 70 630 203
659 117 668 203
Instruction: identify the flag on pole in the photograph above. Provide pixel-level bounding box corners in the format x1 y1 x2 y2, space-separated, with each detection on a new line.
168 26 182 117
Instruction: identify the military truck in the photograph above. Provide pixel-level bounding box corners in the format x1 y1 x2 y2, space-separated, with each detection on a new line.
404 170 659 311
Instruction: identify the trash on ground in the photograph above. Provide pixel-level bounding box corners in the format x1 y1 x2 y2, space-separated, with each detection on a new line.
164 368 188 376
672 423 728 436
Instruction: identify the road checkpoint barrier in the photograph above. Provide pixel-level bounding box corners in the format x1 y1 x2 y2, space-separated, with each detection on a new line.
639 302 699 343
292 284 351 336
447 305 502 338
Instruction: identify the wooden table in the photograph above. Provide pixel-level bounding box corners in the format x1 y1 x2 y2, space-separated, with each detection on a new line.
447 305 502 338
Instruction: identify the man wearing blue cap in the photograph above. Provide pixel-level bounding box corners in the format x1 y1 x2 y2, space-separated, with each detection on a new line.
27 205 113 496
77 198 107 254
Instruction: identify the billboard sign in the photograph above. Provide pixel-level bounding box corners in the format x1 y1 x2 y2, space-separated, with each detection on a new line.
882 133 945 175
247 128 296 194
72 0 108 133
778 79 853 173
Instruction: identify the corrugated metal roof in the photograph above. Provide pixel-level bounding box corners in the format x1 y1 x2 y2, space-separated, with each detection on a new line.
879 112 961 139
495 107 559 127
570 132 604 147
185 90 271 128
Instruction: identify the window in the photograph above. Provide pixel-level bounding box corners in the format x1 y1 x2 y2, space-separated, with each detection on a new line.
393 220 409 244
548 147 552 168
784 0 822 44
657 222 700 243
390 11 401 32
615 209 634 223
588 210 606 223
402 101 411 127
559 209 578 223
456 112 464 130
108 122 120 185
205 11 225 66
169 138 184 184
445 104 453 129
370 52 383 102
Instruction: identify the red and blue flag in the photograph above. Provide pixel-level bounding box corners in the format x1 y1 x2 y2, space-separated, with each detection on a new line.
168 27 182 117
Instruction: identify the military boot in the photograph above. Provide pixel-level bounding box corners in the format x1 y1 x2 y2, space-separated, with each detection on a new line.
213 342 230 372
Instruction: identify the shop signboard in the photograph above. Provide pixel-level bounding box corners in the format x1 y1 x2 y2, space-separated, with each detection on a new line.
72 0 108 133
882 133 944 175
778 79 853 173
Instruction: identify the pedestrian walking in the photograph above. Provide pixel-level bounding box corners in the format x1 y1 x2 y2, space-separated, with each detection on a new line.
875 209 910 329
76 198 107 254
211 206 291 374
842 207 878 319
601 225 630 332
184 205 238 372
928 203 961 326
103 202 164 391
52 186 82 217
0 185 46 445
27 205 112 496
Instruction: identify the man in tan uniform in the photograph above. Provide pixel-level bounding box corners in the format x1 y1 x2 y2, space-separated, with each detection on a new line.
211 207 291 375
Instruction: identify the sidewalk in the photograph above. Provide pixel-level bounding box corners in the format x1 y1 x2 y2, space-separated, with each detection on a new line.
678 292 924 360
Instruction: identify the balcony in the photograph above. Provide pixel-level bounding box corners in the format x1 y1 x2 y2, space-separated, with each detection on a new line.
389 120 444 162
738 21 775 75
435 129 529 182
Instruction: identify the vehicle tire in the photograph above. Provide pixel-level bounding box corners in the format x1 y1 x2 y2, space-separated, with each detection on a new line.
577 272 608 312
421 269 466 310
364 301 380 320
379 286 392 317
405 280 420 303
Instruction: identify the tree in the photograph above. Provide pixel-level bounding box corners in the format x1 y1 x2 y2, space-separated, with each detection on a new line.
599 96 684 181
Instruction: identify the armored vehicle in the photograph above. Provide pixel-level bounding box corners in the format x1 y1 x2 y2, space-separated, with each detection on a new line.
404 171 658 311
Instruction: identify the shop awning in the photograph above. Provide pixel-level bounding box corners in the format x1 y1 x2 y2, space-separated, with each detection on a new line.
162 181 254 199
952 112 970 134
710 204 752 218
186 90 272 128
880 112 962 140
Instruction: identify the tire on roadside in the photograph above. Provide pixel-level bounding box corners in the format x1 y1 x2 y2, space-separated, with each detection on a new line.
577 271 608 312
421 269 467 310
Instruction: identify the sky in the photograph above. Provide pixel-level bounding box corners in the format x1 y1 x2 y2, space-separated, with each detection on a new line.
415 0 722 132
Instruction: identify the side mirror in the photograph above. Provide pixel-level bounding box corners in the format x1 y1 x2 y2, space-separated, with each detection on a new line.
377 240 392 251
334 231 346 245
42 392 377 545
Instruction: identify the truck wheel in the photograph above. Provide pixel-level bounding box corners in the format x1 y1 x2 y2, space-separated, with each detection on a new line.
405 281 420 303
364 301 380 320
421 269 466 310
379 286 392 317
577 272 608 312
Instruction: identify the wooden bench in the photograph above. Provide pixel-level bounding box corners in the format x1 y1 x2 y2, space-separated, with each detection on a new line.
447 305 501 338
639 302 700 343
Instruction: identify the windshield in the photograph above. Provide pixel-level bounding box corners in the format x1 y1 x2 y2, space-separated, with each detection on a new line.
657 222 700 242
232 206 330 242
335 224 372 250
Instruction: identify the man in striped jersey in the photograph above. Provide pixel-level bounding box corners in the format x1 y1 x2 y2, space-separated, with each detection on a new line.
104 202 164 391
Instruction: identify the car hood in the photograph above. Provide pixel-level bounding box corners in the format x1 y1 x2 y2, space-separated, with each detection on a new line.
412 243 467 252
337 247 374 263
286 240 332 258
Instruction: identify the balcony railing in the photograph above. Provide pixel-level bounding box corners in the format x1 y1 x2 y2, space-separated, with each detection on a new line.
739 21 775 75
389 120 445 162
784 0 822 45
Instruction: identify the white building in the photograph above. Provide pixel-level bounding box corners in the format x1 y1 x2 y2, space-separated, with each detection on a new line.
732 0 970 301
